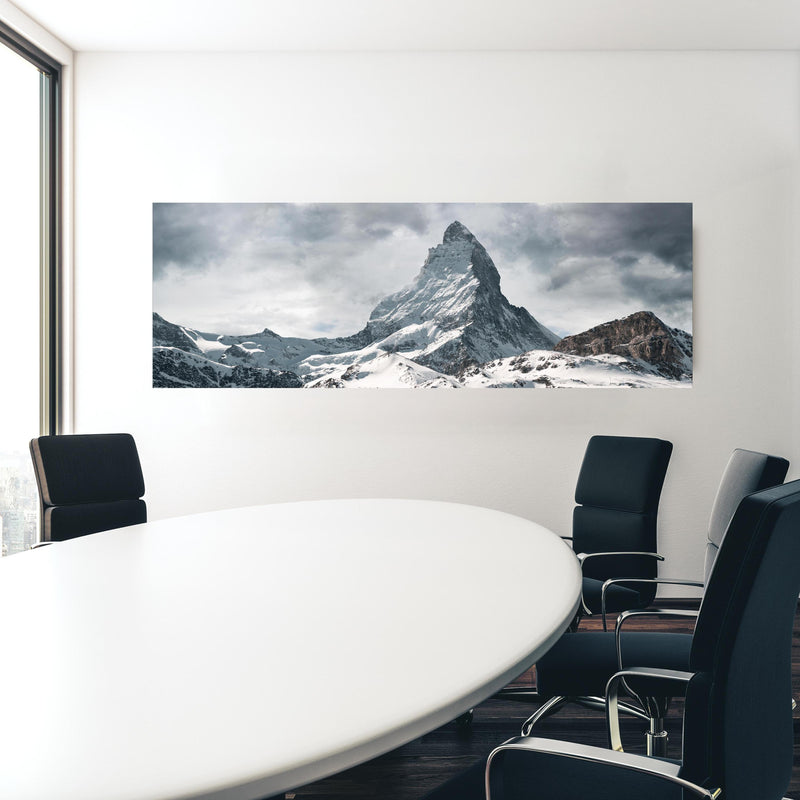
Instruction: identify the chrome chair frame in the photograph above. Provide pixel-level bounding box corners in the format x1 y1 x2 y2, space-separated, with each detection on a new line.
485 736 721 800
579 551 665 627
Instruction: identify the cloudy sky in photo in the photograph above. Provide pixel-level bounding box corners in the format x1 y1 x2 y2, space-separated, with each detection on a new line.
153 202 693 339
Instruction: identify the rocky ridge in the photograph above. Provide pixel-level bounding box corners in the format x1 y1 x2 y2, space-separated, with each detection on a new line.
153 346 302 388
553 310 692 379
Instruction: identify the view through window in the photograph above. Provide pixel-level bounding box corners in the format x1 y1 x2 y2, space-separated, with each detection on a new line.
0 42 44 554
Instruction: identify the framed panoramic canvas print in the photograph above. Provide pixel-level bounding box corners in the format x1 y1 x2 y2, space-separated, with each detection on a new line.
152 202 692 389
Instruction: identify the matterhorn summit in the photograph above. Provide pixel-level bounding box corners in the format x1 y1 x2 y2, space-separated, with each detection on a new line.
364 221 560 374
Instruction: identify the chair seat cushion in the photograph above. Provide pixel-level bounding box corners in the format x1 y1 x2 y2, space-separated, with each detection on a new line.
581 576 644 615
536 631 693 699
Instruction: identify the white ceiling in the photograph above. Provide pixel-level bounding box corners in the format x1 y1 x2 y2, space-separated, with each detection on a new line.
9 0 800 52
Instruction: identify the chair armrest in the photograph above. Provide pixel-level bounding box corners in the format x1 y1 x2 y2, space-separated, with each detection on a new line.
605 668 695 753
577 550 664 566
600 577 703 630
486 735 719 799
571 553 664 627
615 607 699 668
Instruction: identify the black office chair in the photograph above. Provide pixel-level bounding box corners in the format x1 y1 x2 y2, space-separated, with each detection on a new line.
566 435 673 626
424 479 800 800
29 433 146 542
529 448 789 754
495 436 671 720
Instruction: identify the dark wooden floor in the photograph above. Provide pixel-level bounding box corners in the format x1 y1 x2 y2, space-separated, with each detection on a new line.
288 607 800 799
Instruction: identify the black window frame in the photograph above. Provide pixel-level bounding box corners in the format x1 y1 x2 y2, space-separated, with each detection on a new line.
0 22 62 435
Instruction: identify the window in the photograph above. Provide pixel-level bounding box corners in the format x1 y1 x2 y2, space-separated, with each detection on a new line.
0 24 61 554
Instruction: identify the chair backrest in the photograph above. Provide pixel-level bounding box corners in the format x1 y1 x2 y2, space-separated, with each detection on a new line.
29 433 146 542
703 448 789 583
681 480 800 799
572 435 672 606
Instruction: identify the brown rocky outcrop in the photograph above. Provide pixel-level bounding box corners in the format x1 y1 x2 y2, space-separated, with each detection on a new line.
553 310 692 379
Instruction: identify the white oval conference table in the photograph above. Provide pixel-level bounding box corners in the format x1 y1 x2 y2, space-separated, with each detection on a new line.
0 499 581 800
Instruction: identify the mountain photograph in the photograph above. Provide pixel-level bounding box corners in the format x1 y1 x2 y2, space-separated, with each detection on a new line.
153 203 693 389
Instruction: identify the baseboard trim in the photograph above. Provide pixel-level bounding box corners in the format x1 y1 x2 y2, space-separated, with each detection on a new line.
655 597 701 609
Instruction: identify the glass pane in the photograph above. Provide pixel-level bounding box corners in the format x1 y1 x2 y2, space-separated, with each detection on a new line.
0 44 41 555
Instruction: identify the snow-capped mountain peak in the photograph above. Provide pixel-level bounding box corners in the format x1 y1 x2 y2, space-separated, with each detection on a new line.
364 221 558 374
442 219 477 244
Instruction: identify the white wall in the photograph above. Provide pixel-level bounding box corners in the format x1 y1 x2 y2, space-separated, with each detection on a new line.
73 51 799 592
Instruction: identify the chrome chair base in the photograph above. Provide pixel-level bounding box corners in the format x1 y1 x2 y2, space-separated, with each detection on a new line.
646 717 669 757
518 694 650 738
497 687 668 753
